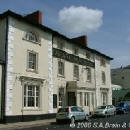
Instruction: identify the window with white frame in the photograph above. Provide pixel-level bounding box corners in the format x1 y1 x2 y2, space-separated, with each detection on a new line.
27 51 38 72
25 32 38 43
102 92 107 105
58 88 64 107
102 71 106 84
84 92 89 106
73 65 79 80
79 92 83 106
86 68 91 82
58 60 64 76
24 85 40 108
91 93 94 106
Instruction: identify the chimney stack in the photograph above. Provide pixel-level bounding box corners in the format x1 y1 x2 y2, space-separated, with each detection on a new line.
24 10 42 24
71 35 88 47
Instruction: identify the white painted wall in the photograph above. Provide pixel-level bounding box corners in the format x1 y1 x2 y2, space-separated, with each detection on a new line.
5 16 53 116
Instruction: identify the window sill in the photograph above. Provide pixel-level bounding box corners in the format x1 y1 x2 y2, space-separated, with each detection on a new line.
57 74 65 78
73 77 79 81
86 80 91 83
22 108 41 111
26 69 38 74
23 38 41 46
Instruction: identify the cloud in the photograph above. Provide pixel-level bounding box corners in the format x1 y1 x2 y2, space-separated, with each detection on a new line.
58 6 103 36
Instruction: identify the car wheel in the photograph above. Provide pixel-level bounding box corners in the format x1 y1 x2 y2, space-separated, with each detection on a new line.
70 116 75 124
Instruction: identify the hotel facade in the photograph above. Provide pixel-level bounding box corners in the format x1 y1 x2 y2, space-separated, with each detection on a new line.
0 10 113 122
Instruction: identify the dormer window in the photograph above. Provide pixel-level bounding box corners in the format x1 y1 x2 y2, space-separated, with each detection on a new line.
24 32 39 44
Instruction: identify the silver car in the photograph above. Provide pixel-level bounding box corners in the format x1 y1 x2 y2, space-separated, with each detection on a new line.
56 106 89 123
94 105 116 117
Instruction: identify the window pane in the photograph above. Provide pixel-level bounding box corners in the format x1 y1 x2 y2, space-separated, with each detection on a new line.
24 97 26 107
58 61 64 75
36 97 39 107
74 65 79 79
53 94 57 108
28 52 37 70
28 97 34 107
87 68 91 81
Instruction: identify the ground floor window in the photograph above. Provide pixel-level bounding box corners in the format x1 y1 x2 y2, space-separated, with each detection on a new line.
24 85 40 108
80 92 83 106
102 92 107 105
91 93 94 106
84 92 89 106
53 94 57 108
58 88 64 107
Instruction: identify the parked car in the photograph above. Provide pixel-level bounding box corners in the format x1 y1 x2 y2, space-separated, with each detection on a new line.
56 106 89 124
93 105 116 117
116 101 130 114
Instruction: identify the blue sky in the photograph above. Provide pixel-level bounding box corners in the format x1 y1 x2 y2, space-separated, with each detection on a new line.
1 0 130 68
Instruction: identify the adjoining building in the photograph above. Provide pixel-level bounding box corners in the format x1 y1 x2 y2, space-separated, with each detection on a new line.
0 10 113 123
0 60 5 121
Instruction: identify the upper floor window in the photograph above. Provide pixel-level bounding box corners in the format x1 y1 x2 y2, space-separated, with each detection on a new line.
86 51 91 59
102 71 106 84
27 51 38 72
25 32 38 43
73 65 79 80
100 58 106 67
73 47 78 55
58 60 64 76
86 68 91 82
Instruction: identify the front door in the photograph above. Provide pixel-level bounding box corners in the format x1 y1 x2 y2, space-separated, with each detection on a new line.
68 92 76 106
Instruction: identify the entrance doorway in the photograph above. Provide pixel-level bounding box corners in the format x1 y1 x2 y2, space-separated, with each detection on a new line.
68 92 76 106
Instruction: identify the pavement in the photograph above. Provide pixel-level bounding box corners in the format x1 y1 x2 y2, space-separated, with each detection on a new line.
0 118 56 129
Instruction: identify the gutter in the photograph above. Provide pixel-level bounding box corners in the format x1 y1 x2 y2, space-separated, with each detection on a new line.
2 16 9 122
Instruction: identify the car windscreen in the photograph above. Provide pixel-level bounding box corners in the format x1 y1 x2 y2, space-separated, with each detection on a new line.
97 106 106 109
58 108 68 113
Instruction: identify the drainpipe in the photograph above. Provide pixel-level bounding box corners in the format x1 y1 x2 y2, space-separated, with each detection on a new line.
2 16 9 123
94 54 98 108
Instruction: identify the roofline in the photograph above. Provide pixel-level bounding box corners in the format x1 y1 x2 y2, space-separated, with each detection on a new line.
0 10 113 60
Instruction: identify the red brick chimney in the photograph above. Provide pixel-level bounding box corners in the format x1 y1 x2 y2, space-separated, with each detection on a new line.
24 10 42 24
71 35 88 47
